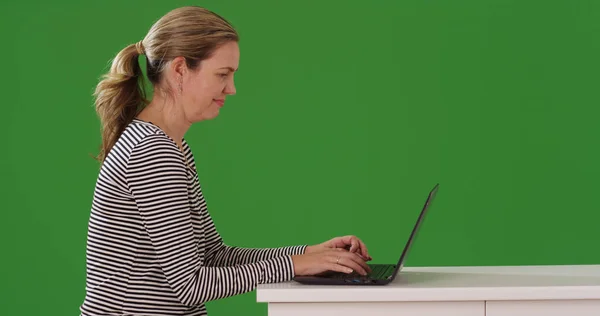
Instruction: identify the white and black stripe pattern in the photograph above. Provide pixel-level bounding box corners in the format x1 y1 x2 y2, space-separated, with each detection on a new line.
80 119 306 316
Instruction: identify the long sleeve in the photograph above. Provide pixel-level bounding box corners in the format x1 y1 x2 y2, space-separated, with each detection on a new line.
126 134 296 307
204 235 307 266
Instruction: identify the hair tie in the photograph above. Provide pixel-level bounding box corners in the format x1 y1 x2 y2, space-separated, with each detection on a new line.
135 41 145 55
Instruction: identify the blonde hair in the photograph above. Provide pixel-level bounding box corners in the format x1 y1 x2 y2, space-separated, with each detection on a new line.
93 6 239 163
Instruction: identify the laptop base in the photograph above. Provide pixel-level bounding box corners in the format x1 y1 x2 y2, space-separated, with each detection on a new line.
293 263 397 286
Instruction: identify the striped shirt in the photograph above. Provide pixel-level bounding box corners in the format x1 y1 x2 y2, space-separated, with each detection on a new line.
80 118 306 316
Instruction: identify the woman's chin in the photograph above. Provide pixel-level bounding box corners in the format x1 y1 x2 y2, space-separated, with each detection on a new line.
194 109 220 122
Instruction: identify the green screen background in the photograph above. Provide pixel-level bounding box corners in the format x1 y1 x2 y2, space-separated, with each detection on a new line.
2 0 599 315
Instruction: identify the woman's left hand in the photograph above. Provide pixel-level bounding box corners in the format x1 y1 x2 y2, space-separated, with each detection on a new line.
306 235 372 261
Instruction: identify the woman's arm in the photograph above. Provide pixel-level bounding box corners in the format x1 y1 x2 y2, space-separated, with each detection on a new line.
203 232 307 267
127 135 295 306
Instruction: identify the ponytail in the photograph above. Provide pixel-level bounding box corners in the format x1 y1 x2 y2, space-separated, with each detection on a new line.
93 42 149 164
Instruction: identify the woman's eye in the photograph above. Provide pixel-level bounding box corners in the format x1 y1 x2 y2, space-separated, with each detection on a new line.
219 73 228 78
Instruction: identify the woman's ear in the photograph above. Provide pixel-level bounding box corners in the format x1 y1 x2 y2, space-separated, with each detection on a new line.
163 57 188 97
170 56 188 78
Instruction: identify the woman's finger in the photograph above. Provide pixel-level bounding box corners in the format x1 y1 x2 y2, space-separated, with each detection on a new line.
356 238 371 260
340 235 358 252
326 262 353 274
349 238 359 253
348 251 371 274
335 256 366 275
344 236 370 261
338 252 370 275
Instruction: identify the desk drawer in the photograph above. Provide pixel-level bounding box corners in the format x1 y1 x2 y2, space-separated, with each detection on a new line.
268 301 484 316
486 300 600 316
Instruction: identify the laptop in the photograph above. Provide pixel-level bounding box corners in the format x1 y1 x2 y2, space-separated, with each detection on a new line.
293 183 439 286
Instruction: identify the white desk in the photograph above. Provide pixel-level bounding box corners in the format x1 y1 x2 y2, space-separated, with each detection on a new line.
256 265 600 316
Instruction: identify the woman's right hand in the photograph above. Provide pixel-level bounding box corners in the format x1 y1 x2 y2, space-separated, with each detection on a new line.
291 248 371 276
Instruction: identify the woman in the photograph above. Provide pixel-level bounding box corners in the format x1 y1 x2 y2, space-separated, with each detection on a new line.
80 6 372 316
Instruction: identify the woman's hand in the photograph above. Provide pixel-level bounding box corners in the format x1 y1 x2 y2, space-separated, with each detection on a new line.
305 235 372 261
291 248 371 276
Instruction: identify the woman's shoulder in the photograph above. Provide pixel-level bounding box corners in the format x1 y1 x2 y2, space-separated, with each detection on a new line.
108 119 181 162
99 120 190 190
125 118 166 139
132 119 182 148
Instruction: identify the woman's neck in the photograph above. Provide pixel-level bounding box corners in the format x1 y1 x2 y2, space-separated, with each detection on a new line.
136 96 191 150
